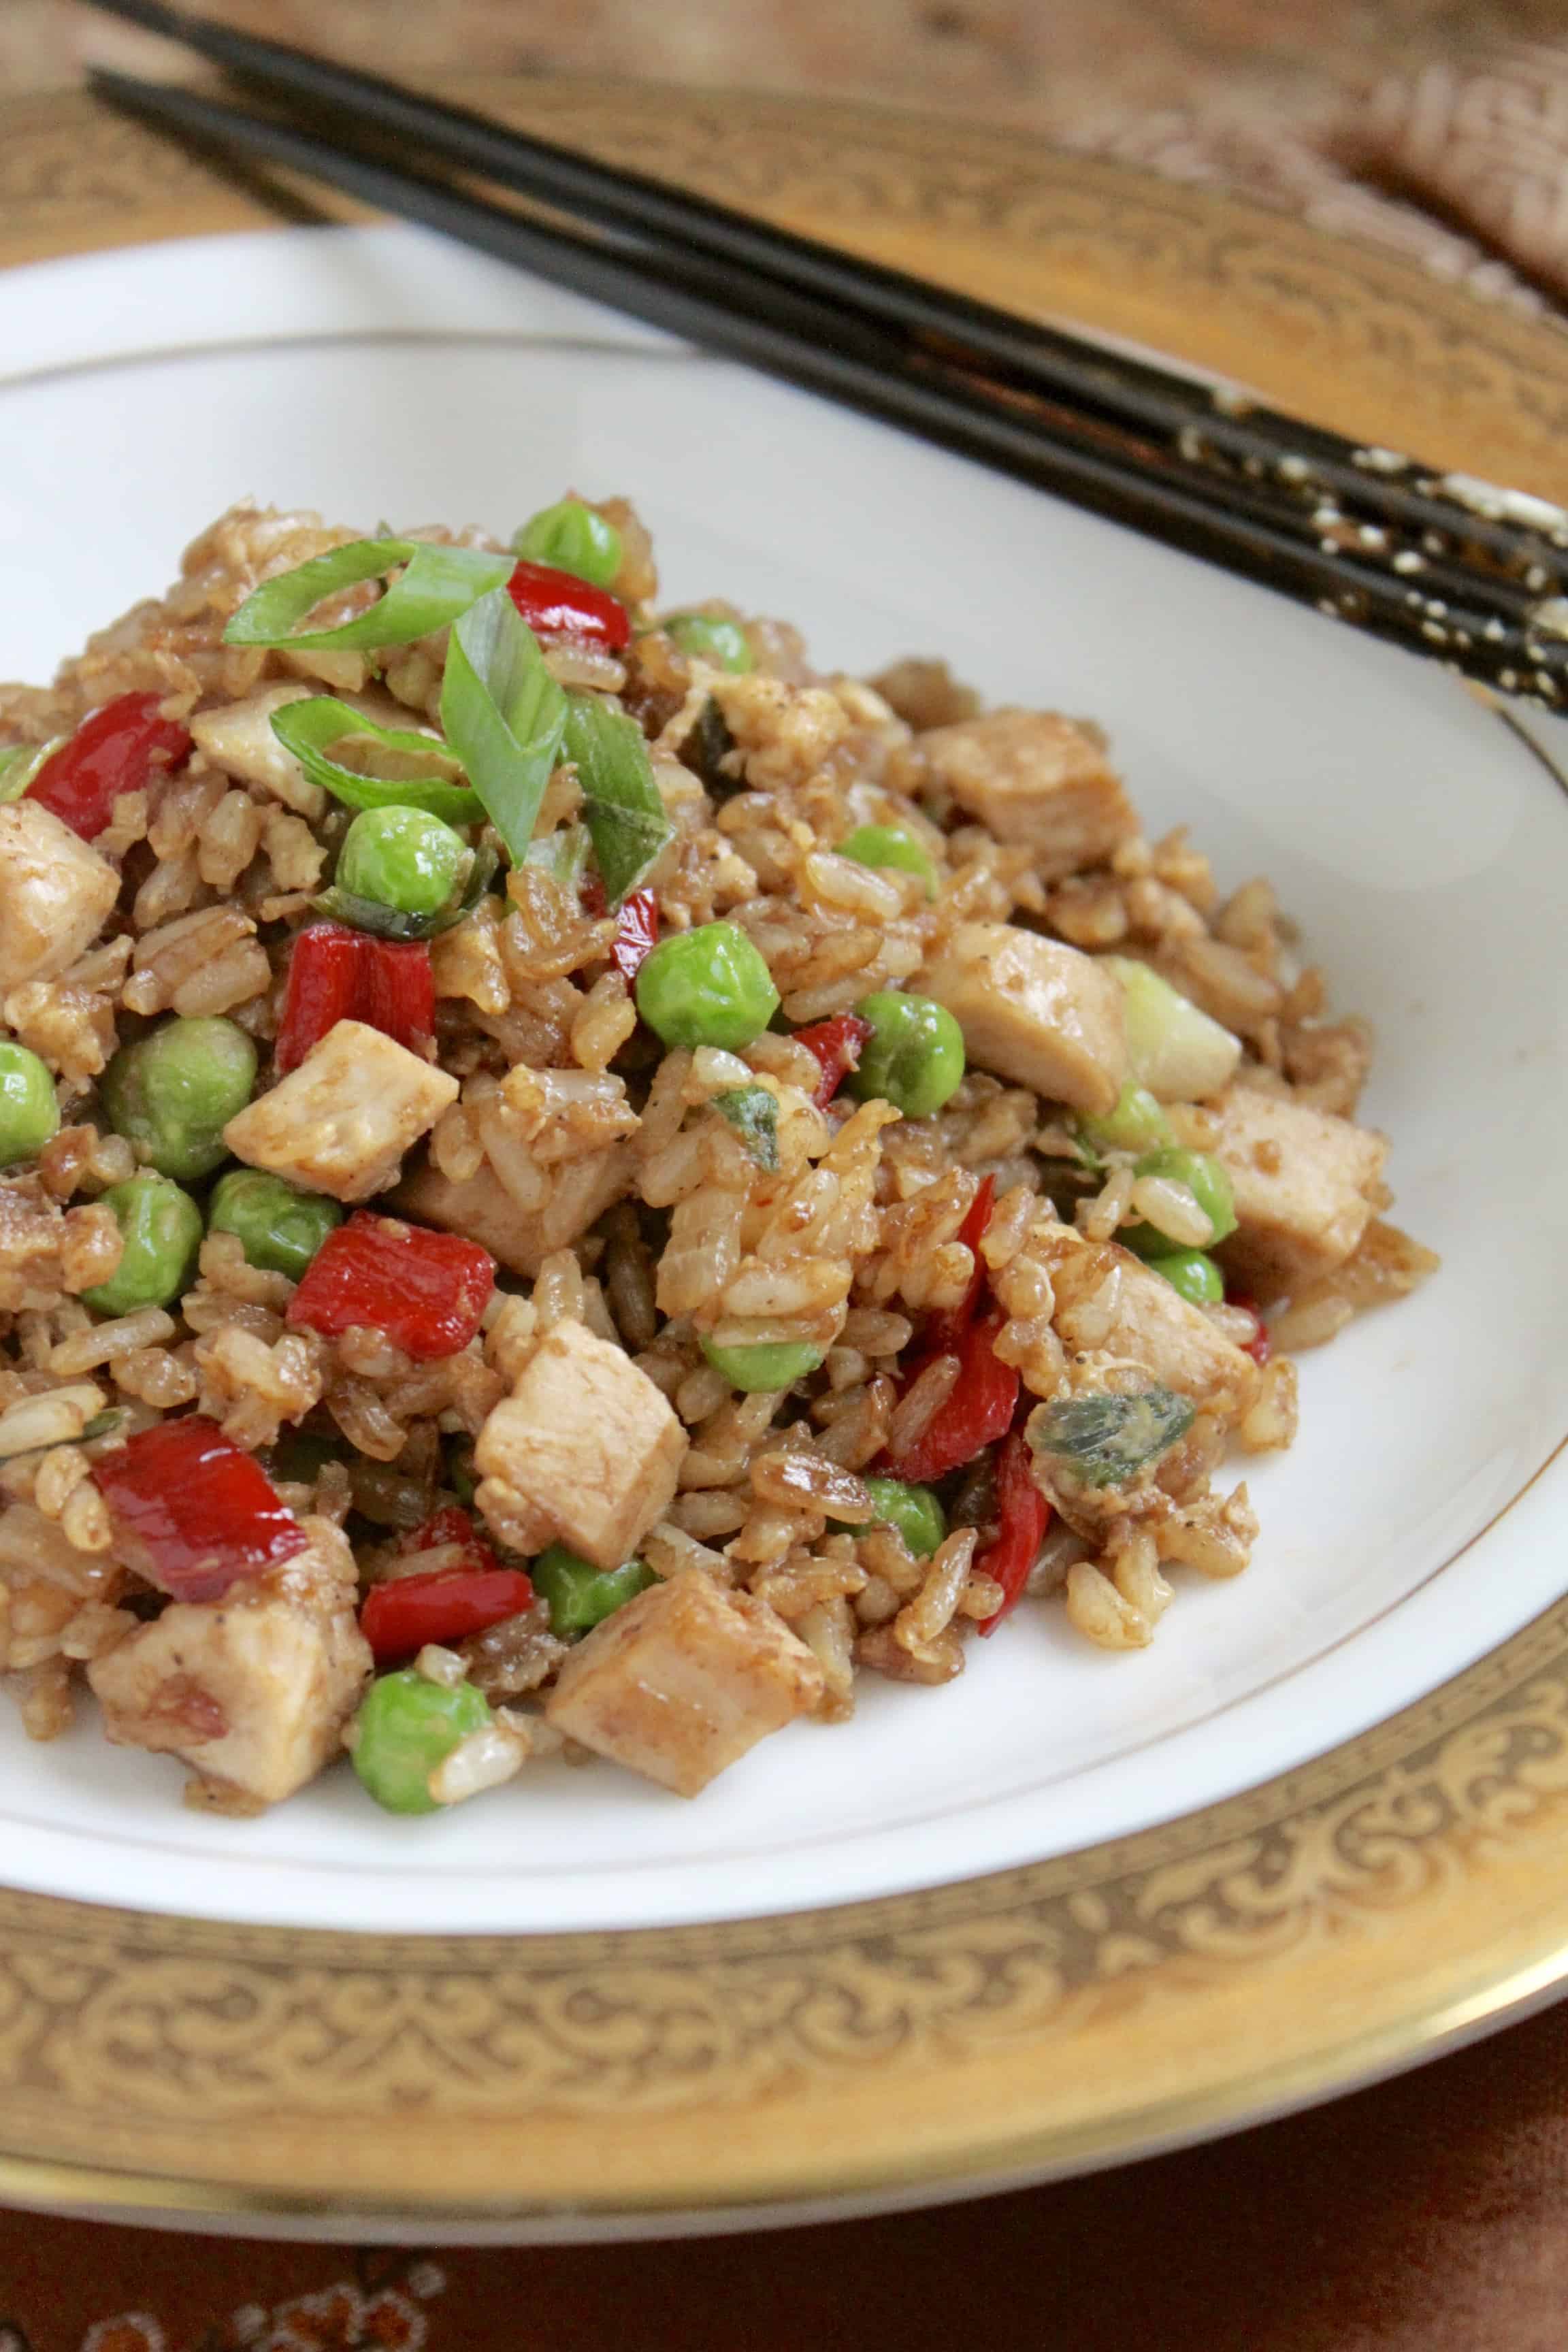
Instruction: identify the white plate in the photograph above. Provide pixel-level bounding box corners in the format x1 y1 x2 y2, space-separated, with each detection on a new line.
1 223 1564 1936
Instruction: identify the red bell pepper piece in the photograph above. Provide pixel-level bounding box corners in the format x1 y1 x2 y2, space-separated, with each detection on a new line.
507 559 630 651
977 1427 1052 1636
28 691 192 840
287 1211 495 1360
1225 1287 1272 1365
610 887 659 982
791 1013 874 1111
91 1415 308 1602
921 1174 996 1357
361 1565 535 1663
397 1504 500 1573
881 1301 1019 1484
275 922 435 1073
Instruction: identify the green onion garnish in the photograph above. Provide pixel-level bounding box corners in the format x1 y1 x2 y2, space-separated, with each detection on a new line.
270 697 478 824
438 588 567 865
713 1083 780 1171
1028 1386 1195 1490
224 538 512 652
523 821 593 892
561 692 674 909
0 740 63 804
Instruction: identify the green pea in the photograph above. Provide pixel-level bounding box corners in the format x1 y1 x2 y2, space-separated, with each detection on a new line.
82 1173 202 1316
208 1167 342 1281
336 804 469 917
351 1669 493 1816
849 990 965 1119
837 824 936 900
100 1017 257 1182
699 1335 826 1393
1124 1146 1237 1254
531 1542 657 1638
1141 1247 1224 1306
1075 1081 1174 1157
664 612 753 673
0 1041 59 1167
857 1475 946 1559
635 920 779 1050
512 497 623 589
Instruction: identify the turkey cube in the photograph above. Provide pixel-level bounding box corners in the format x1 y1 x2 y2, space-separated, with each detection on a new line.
187 682 324 815
1038 1225 1259 1425
392 1143 633 1277
88 1517 371 1808
921 922 1127 1115
0 801 120 992
921 708 1139 879
1172 1084 1388 1296
474 1316 685 1569
544 1569 824 1795
223 1019 457 1201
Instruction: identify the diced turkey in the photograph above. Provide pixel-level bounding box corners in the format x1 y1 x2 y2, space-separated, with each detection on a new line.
921 923 1127 1115
544 1569 823 1795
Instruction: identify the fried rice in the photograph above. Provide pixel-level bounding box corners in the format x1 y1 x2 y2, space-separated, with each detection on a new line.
0 495 1437 1814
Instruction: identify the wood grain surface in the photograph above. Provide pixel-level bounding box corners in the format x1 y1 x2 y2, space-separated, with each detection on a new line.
10 0 1566 130
6 77 1568 506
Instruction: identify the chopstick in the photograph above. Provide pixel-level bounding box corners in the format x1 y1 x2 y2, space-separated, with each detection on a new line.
81 3 1568 708
85 1 1568 574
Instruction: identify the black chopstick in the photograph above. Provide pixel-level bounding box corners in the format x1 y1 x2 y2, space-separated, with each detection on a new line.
83 0 1568 599
86 63 1568 707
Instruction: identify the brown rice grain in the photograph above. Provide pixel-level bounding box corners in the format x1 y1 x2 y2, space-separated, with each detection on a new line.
49 1308 176 1375
886 1354 959 1457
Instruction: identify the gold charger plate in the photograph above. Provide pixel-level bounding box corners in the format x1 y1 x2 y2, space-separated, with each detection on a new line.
1 80 1567 2235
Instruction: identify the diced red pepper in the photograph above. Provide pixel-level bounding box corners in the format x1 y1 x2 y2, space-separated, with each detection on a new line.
580 870 609 919
881 1301 1019 1484
399 1505 503 1580
507 560 630 651
28 691 192 840
397 1504 500 1575
976 1428 1052 1636
91 1415 308 1602
287 1211 495 1360
1225 1287 1272 1365
610 887 659 983
791 1013 874 1111
275 922 435 1073
921 1174 996 1357
360 1565 535 1663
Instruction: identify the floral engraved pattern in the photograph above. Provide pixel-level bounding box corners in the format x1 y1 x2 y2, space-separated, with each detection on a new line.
0 1601 1559 2164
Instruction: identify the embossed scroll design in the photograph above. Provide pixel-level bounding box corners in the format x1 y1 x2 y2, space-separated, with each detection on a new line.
0 1603 1563 2133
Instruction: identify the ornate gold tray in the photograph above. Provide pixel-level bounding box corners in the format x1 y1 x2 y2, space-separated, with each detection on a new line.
0 81 1565 2233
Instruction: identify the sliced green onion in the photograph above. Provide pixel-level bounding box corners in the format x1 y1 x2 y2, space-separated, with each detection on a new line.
312 842 498 941
713 1083 780 1171
1028 1386 1194 1490
523 822 593 892
270 698 479 824
224 538 512 652
0 740 63 804
439 588 568 864
561 692 673 908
